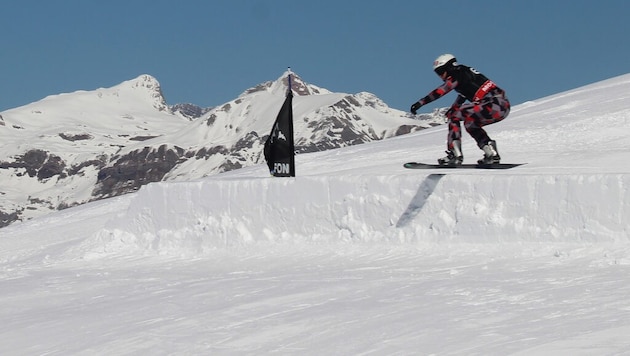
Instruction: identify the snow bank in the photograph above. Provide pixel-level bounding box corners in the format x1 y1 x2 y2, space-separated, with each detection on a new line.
76 173 630 258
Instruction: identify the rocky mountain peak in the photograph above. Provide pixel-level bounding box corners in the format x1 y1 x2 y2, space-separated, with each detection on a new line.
242 70 331 97
119 74 168 112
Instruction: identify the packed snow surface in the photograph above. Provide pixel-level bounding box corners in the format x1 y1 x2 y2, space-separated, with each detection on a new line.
2 74 630 355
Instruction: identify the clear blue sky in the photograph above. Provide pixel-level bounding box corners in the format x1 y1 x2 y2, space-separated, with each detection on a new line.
2 0 629 113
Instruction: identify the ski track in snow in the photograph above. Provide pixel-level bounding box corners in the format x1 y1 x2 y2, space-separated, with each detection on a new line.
2 75 630 354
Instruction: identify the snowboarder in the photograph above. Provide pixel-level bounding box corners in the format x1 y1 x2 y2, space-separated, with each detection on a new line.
410 54 510 165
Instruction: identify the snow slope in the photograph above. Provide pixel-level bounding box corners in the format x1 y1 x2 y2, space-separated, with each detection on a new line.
1 74 630 355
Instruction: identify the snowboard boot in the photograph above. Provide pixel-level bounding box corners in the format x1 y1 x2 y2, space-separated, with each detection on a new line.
477 140 501 165
438 140 463 166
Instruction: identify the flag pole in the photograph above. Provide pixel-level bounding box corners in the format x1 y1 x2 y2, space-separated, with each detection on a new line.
287 67 292 97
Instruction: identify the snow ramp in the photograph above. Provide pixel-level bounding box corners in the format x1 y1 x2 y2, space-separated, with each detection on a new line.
80 173 630 257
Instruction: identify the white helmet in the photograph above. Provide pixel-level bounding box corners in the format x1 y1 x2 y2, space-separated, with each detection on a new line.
433 54 457 73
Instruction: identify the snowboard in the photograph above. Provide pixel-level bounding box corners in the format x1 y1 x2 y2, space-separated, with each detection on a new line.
403 162 524 170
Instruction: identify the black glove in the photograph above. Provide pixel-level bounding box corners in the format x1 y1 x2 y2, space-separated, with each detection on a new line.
410 101 422 115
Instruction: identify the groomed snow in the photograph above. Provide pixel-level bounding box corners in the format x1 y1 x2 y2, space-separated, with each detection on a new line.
1 74 630 355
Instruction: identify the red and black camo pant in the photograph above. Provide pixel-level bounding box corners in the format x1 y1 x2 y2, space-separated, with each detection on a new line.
445 88 510 149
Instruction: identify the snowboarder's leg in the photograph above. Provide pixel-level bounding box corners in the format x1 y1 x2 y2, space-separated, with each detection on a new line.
438 110 464 165
459 94 510 164
445 109 463 149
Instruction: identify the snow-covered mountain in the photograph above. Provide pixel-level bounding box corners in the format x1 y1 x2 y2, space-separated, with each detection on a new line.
1 74 629 355
0 72 443 226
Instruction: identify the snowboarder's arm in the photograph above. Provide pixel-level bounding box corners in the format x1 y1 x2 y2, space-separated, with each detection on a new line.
410 77 458 114
417 78 457 106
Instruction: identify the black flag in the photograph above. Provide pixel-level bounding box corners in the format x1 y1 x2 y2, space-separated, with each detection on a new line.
264 74 295 177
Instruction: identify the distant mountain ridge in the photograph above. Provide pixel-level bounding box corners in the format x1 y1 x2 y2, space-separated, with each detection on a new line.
0 72 445 227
